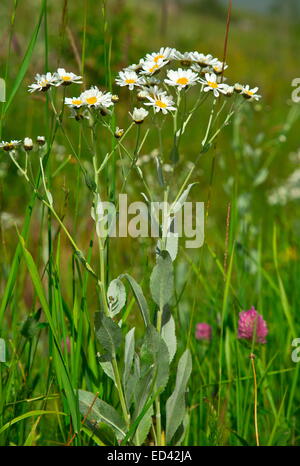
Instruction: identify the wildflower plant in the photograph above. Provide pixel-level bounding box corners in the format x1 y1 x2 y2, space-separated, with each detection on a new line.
1 47 262 446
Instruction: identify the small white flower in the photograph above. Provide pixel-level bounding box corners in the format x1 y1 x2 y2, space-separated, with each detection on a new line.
0 140 21 151
131 107 149 124
234 83 244 93
114 127 124 139
144 47 176 63
124 59 145 72
241 85 261 101
23 137 33 151
80 87 114 108
192 52 213 66
55 68 82 86
115 70 145 90
28 72 57 93
37 136 46 146
200 73 227 97
141 59 167 76
144 87 176 114
65 97 85 108
222 84 235 96
165 68 199 89
210 58 228 74
173 51 195 65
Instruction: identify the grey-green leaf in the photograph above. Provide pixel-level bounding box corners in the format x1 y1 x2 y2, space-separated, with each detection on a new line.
0 79 5 103
119 273 150 326
95 312 122 357
123 328 135 386
150 251 174 308
166 349 192 443
98 353 116 385
162 308 177 363
171 183 197 214
78 389 126 439
0 338 6 363
107 278 126 317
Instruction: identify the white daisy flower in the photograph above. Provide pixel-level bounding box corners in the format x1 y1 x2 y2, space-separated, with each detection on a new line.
80 87 114 108
0 140 22 151
165 68 199 90
37 136 46 146
173 51 195 66
210 59 228 75
222 84 235 97
65 97 85 108
124 59 145 72
23 137 33 151
241 85 261 101
28 72 57 93
115 70 145 90
140 59 167 76
192 52 213 66
200 73 227 97
234 83 244 93
144 47 176 63
131 107 149 124
114 127 124 139
145 87 176 114
55 68 82 86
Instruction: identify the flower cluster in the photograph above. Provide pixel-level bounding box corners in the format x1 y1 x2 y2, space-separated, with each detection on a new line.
28 68 82 93
115 47 261 115
64 86 115 120
0 136 46 153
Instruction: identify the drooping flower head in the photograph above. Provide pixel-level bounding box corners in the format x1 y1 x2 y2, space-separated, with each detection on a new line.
238 306 268 344
195 323 212 341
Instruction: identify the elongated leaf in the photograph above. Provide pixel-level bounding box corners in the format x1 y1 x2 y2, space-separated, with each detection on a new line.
107 278 126 317
0 411 66 435
171 183 197 214
133 405 153 446
0 338 6 363
166 349 192 443
0 78 5 102
97 353 116 385
119 274 150 326
162 307 177 363
78 390 126 439
123 328 135 385
3 0 46 115
140 325 169 392
95 312 122 356
150 251 174 309
18 235 79 431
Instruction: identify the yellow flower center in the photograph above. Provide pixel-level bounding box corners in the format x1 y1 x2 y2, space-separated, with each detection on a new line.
86 96 97 105
208 81 218 89
154 54 164 63
40 80 49 87
149 64 159 73
155 100 167 109
246 90 254 96
176 77 189 86
72 99 83 106
62 76 71 81
125 78 136 84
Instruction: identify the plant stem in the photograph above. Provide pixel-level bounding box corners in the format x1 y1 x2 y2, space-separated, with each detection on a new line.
250 354 260 446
